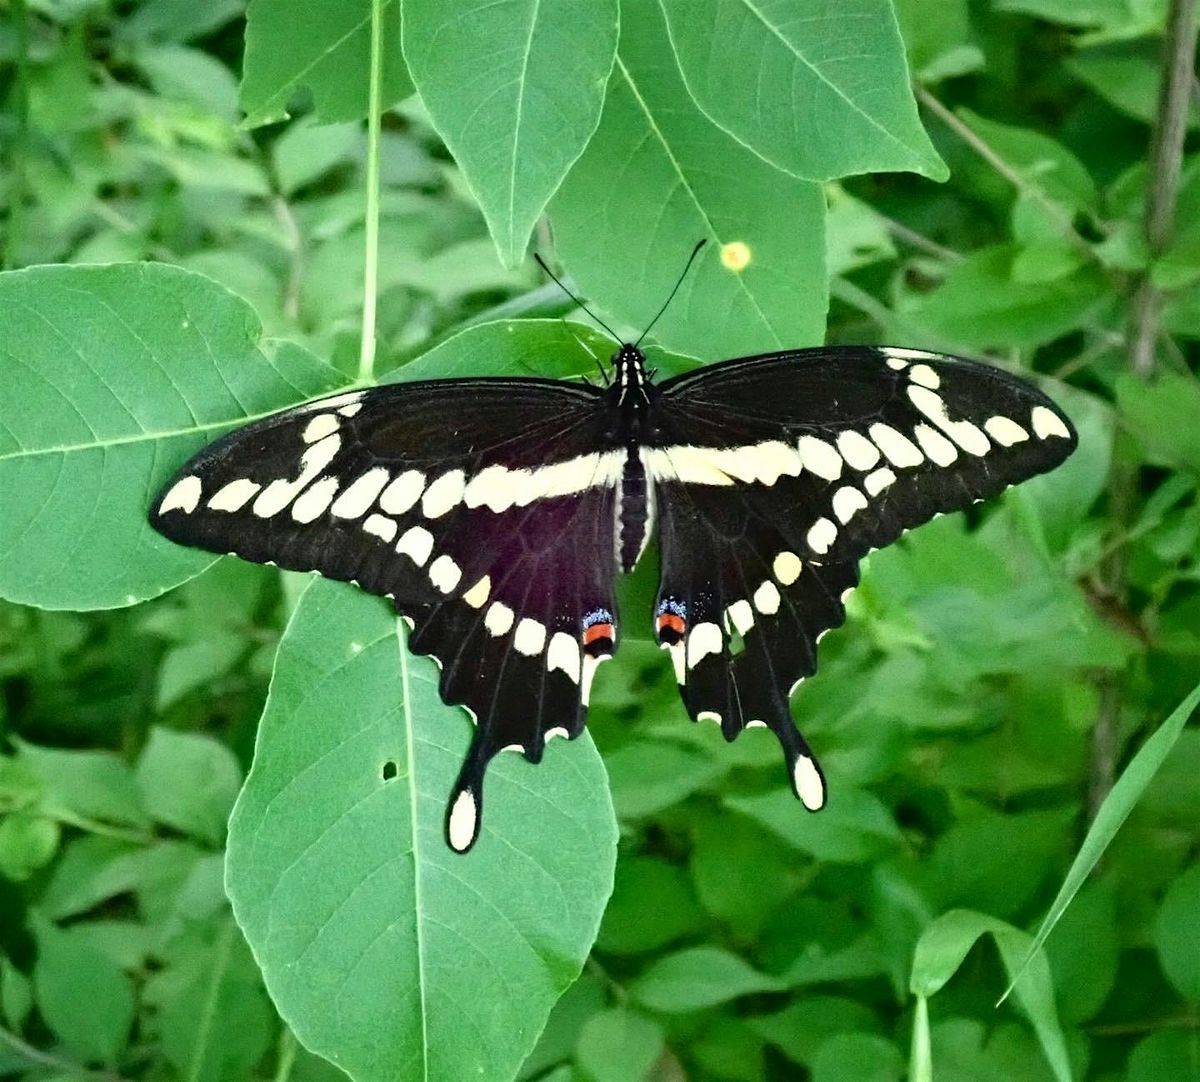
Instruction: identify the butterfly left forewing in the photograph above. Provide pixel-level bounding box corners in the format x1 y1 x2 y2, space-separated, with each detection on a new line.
151 378 623 852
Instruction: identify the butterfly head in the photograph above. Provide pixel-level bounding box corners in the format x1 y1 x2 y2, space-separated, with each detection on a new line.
611 343 650 401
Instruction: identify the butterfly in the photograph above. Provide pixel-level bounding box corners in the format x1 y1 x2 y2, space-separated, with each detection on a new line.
150 291 1076 853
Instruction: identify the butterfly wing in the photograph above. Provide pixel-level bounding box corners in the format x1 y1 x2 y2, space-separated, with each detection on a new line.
151 379 623 852
648 346 1076 799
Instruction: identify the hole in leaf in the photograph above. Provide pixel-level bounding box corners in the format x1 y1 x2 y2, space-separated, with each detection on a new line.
381 760 398 781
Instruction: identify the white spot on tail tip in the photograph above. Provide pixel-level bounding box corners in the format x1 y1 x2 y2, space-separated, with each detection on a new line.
697 710 722 724
448 790 478 852
793 755 825 810
1031 405 1070 440
160 476 201 514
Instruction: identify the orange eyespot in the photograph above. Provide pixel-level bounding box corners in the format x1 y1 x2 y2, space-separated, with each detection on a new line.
656 613 686 636
583 622 615 646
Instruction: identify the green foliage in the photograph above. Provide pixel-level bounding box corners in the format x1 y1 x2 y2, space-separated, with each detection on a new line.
1 0 1199 1081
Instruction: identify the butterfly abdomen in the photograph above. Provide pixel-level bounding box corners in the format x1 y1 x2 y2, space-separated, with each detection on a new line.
616 450 653 572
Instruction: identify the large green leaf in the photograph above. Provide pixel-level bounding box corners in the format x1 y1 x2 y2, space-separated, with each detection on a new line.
552 0 826 360
0 264 345 610
403 0 618 267
241 0 413 126
658 0 946 182
226 579 617 1082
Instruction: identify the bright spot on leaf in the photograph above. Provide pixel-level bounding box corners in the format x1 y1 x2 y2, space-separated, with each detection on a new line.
721 241 752 272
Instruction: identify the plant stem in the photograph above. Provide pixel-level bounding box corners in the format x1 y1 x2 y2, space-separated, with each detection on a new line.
7 0 32 269
358 0 385 383
1130 0 1199 376
1089 0 1198 818
272 1027 298 1082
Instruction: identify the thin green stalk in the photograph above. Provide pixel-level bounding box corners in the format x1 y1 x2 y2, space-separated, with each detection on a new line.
7 0 32 269
358 0 385 383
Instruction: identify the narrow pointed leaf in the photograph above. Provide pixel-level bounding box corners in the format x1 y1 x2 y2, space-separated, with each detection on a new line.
403 0 619 267
658 0 947 182
552 0 826 360
227 579 617 1082
0 264 345 611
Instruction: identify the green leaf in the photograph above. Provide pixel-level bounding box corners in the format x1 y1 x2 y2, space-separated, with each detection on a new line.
1127 1032 1200 1082
1004 680 1200 1001
898 246 1107 350
575 1008 664 1082
0 264 345 611
273 119 362 196
726 786 902 863
659 0 946 182
135 727 243 844
403 0 618 268
1116 371 1200 473
630 946 783 1013
596 856 706 955
894 0 984 82
33 917 135 1063
227 578 617 1082
812 1032 903 1082
241 0 413 126
909 910 1071 1082
1154 862 1200 1001
749 995 882 1066
552 0 827 360
16 740 148 829
605 740 724 819
0 814 60 881
157 920 275 1082
1067 42 1192 128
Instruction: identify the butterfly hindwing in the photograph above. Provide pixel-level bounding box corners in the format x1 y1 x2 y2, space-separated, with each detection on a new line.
152 378 623 852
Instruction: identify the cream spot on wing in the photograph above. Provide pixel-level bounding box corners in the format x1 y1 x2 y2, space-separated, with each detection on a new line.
832 485 869 524
303 414 340 444
254 434 341 518
291 475 340 522
331 467 390 519
447 790 477 852
773 550 803 585
885 356 908 371
725 599 754 636
208 478 260 512
686 622 723 668
793 755 826 811
513 617 547 656
484 602 514 636
836 431 881 471
581 652 612 705
697 710 723 724
797 435 843 480
753 580 781 615
746 719 768 729
298 390 363 413
547 632 581 682
663 641 686 684
863 467 897 496
338 403 362 418
807 517 838 555
396 525 434 566
160 476 202 514
1031 405 1071 439
363 514 397 542
869 423 924 468
380 470 425 515
462 576 490 609
545 726 570 743
907 386 990 456
985 416 1030 446
883 346 938 363
428 554 461 593
913 423 958 466
422 469 466 518
909 363 941 389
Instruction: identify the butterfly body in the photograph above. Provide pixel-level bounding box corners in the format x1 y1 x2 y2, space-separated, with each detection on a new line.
151 341 1076 852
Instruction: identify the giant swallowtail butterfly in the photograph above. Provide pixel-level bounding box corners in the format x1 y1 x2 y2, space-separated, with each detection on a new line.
150 294 1075 852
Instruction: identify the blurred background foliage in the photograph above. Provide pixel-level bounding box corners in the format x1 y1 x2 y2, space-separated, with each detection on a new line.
1 0 1200 1080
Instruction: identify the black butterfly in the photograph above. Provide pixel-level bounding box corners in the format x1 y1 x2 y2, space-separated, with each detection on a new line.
150 329 1075 853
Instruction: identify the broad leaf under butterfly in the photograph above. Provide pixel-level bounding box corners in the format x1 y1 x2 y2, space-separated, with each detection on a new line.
151 326 1075 853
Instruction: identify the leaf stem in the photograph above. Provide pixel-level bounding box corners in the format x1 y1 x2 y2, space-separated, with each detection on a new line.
358 0 386 383
7 0 32 270
272 1027 298 1082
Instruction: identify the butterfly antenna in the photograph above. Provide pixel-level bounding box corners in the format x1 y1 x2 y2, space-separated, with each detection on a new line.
635 239 707 348
534 253 622 343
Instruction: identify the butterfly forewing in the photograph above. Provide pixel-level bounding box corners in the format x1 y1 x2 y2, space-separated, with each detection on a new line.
152 378 623 852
